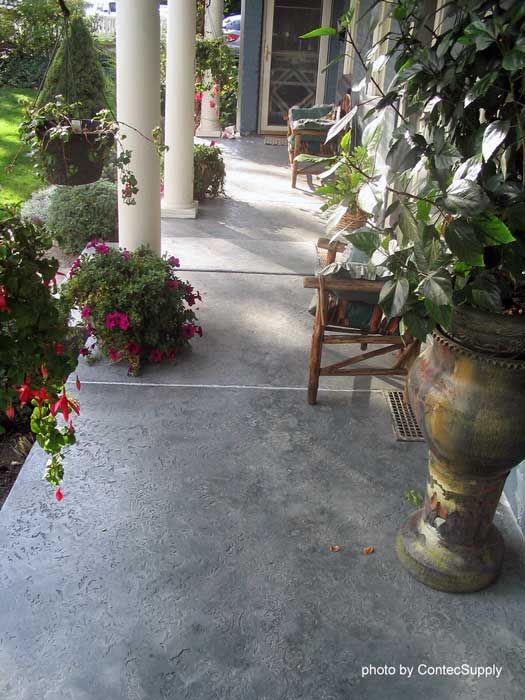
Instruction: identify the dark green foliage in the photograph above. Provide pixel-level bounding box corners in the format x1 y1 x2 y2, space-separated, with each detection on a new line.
37 15 106 118
46 180 117 253
193 144 225 200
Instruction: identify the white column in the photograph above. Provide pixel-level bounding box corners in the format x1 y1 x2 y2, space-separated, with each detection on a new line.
162 0 198 219
196 0 224 138
116 0 161 253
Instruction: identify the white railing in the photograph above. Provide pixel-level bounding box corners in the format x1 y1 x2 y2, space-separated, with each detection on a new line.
94 14 167 36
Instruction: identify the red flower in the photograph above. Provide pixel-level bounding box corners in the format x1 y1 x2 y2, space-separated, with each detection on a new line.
53 342 65 355
182 323 196 339
167 279 180 289
76 376 81 391
149 349 163 363
55 487 64 502
127 341 140 354
51 390 80 423
210 139 216 147
168 256 180 268
33 388 51 404
95 243 110 255
0 285 9 313
41 365 48 380
210 99 216 109
79 347 90 356
109 349 121 361
5 404 15 419
80 305 91 319
16 382 34 406
167 348 177 360
194 91 202 103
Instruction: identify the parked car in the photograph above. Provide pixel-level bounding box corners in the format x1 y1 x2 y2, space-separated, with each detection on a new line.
222 14 241 54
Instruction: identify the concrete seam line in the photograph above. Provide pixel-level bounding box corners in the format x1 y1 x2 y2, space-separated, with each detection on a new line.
177 268 311 276
66 380 387 393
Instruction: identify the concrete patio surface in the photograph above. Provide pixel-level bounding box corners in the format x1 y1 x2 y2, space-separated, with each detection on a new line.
1 137 524 700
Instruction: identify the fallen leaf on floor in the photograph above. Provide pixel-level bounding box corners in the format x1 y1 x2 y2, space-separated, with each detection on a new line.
362 546 375 555
329 545 342 552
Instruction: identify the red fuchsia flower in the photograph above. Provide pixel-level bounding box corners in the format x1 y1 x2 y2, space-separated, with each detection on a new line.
0 286 9 312
55 487 64 502
53 342 65 355
194 91 202 103
167 279 180 289
80 305 91 318
17 381 34 406
182 323 196 339
168 256 180 268
109 349 121 361
210 100 216 109
5 404 15 419
121 249 130 262
167 348 177 360
210 139 216 147
79 347 90 357
41 365 48 380
76 376 81 391
127 341 140 354
33 388 51 404
51 390 80 423
149 349 163 363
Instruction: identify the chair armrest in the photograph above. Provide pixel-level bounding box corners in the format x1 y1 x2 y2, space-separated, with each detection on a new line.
303 276 385 293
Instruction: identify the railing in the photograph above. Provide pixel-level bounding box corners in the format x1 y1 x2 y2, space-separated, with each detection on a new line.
93 14 168 36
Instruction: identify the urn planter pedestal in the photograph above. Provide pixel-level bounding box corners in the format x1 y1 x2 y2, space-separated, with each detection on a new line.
396 308 525 592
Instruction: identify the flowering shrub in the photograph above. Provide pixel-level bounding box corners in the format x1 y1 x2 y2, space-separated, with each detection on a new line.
0 209 78 498
60 243 203 375
193 144 225 200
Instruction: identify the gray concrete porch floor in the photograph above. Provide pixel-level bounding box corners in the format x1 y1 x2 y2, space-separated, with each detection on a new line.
1 137 525 700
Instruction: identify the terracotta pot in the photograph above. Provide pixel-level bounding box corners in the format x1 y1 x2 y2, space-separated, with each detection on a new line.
396 306 525 592
39 120 112 186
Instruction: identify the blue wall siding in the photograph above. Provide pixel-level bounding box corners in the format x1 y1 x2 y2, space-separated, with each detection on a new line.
324 0 346 104
238 0 264 135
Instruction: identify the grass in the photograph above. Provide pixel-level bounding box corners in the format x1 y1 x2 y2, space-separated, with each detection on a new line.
0 87 43 207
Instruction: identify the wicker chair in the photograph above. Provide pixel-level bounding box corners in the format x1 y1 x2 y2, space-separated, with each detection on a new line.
287 104 338 188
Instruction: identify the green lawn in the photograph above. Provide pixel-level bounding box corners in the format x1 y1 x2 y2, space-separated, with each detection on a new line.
0 87 43 206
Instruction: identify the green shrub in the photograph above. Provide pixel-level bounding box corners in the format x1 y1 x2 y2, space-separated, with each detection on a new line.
46 180 117 253
37 15 106 118
60 245 202 376
193 144 225 200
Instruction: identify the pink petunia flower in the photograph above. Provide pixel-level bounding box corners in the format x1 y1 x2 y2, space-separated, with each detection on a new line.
95 243 110 255
80 305 91 318
168 256 180 268
127 341 140 354
105 312 118 329
118 313 130 331
149 349 163 363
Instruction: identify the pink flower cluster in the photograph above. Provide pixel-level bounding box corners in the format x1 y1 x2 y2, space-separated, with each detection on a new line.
104 311 130 331
167 279 180 289
168 256 180 268
80 305 91 319
87 238 110 255
184 285 202 307
182 323 202 339
69 257 81 278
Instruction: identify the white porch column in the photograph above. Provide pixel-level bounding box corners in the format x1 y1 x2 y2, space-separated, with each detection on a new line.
162 0 198 219
116 0 161 253
196 0 224 138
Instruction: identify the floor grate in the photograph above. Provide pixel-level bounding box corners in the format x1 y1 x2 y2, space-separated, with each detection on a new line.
264 136 287 146
385 391 425 442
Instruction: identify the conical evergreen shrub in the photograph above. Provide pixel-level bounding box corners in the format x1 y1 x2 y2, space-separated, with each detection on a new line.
37 15 106 118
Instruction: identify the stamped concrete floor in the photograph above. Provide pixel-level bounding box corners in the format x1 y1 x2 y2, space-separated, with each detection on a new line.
1 138 525 700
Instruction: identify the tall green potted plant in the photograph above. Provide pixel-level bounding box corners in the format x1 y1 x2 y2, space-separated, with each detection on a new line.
309 0 525 591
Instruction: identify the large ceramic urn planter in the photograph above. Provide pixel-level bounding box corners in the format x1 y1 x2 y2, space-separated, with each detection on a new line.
396 305 525 592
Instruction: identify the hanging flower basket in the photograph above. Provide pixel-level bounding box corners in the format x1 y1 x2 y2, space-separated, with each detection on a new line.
38 119 113 186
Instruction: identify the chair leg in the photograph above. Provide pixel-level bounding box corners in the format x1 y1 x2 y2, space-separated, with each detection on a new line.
291 160 298 188
308 291 325 405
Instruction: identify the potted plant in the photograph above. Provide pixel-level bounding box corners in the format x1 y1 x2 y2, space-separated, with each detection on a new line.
60 244 203 376
311 0 525 591
20 12 112 185
193 143 225 201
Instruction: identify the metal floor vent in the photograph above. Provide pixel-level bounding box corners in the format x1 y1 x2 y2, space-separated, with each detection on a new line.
385 391 425 442
264 136 287 146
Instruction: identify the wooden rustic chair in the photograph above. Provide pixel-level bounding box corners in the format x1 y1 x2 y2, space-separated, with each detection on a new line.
287 104 338 188
304 237 420 405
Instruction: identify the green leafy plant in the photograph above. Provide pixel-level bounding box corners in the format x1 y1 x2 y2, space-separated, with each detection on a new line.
309 1 525 339
193 143 226 200
60 244 203 376
46 180 117 253
1 208 78 497
404 488 424 508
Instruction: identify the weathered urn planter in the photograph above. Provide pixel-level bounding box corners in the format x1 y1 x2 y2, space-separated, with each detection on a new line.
397 305 525 592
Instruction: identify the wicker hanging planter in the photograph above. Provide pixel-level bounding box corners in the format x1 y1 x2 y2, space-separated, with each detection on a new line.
38 119 113 186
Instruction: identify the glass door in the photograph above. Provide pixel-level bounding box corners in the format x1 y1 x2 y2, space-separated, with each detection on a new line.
260 0 331 132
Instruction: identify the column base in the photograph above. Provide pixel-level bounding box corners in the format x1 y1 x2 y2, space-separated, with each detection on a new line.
196 125 222 138
396 510 504 593
161 201 199 219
